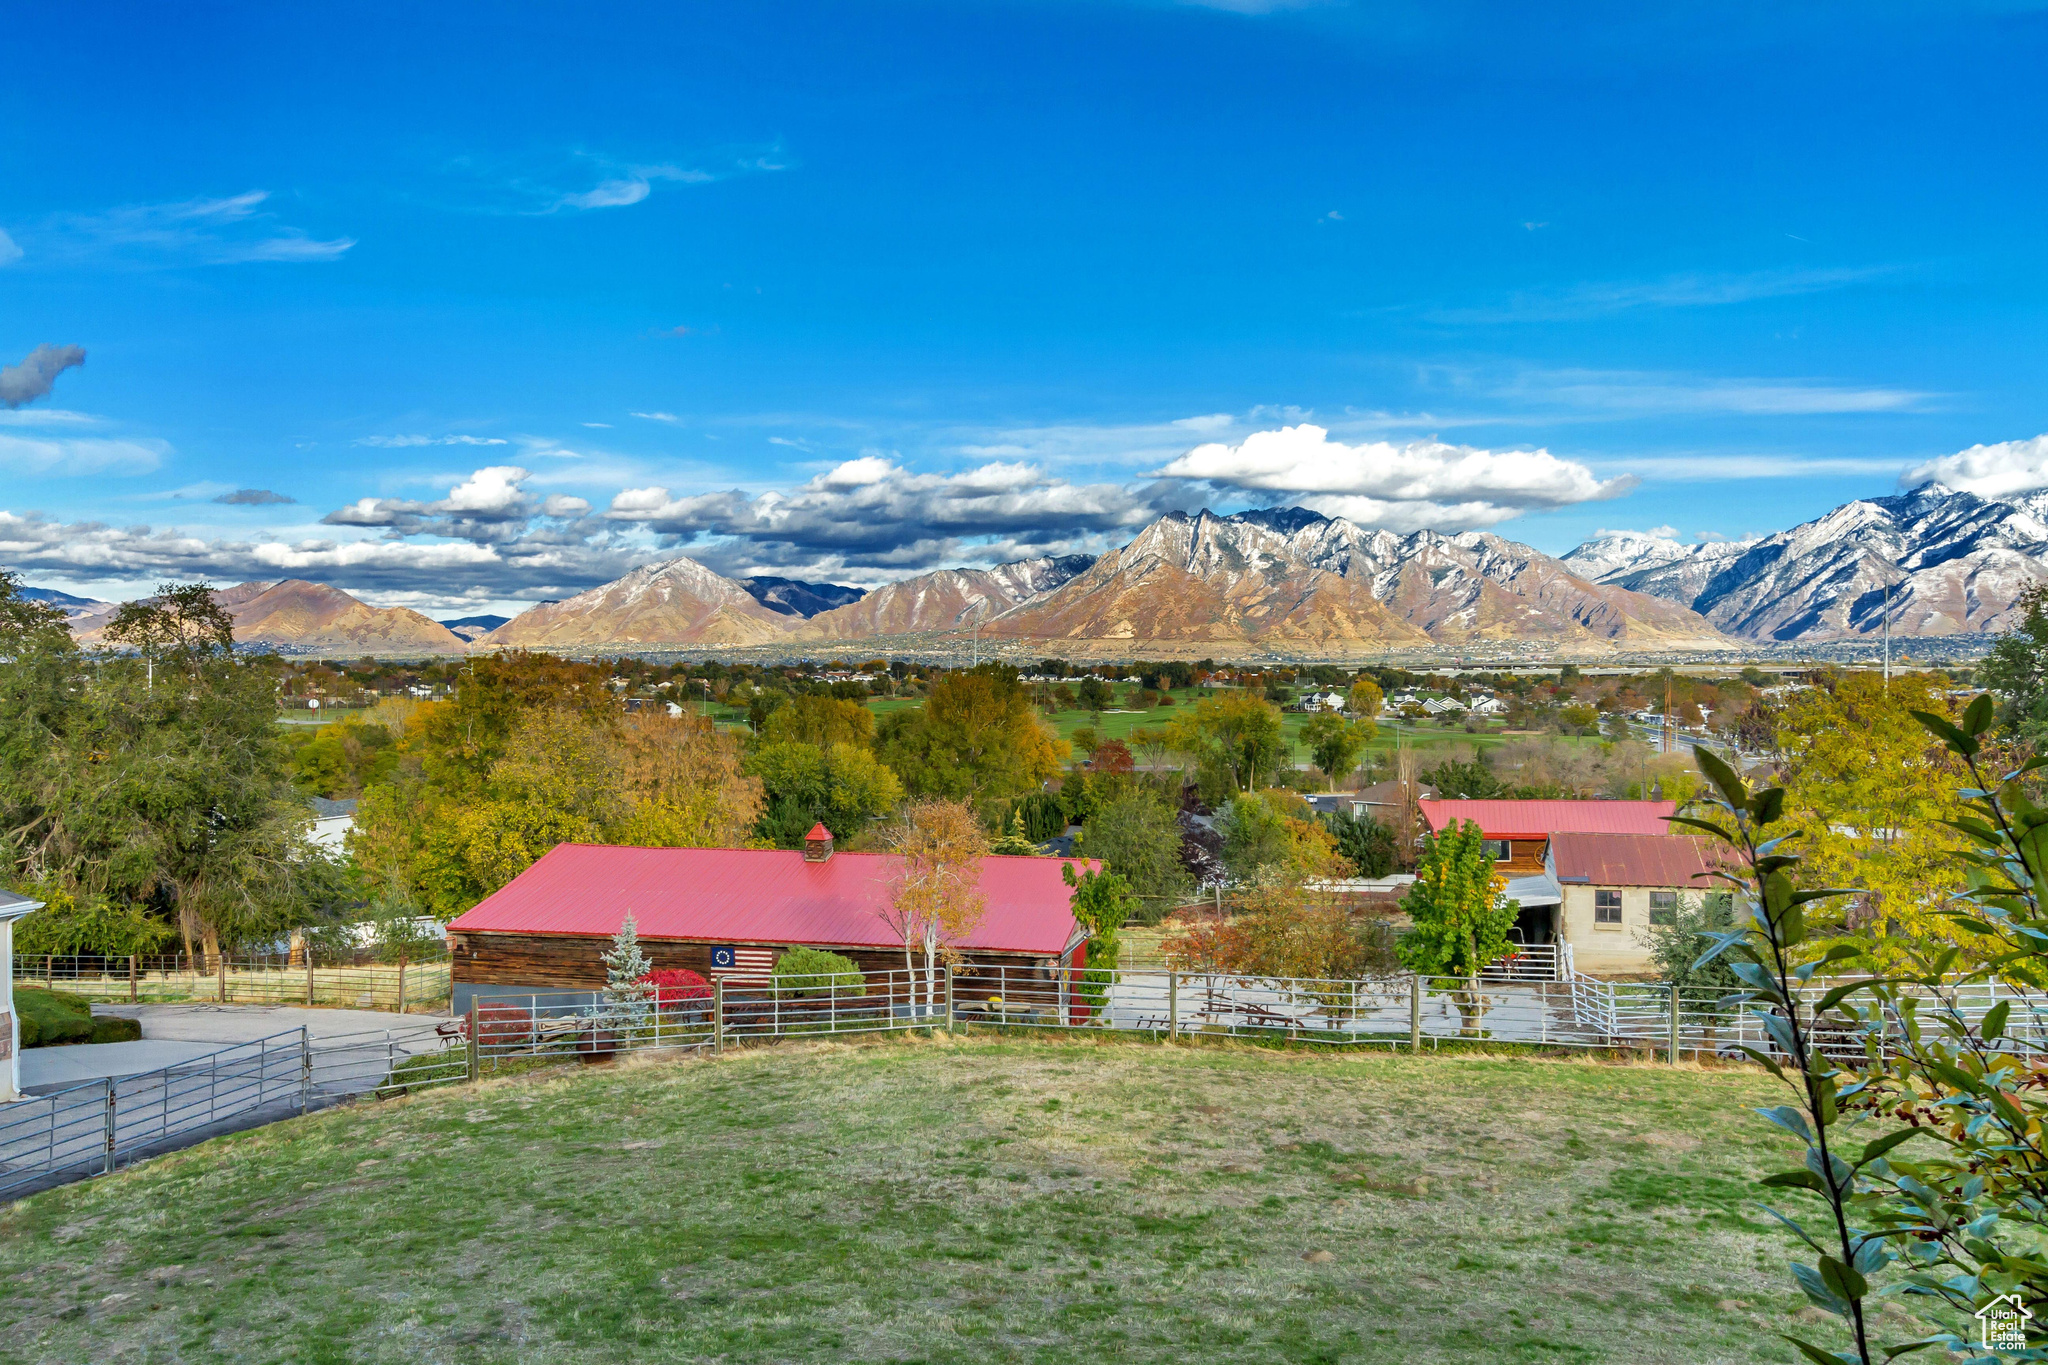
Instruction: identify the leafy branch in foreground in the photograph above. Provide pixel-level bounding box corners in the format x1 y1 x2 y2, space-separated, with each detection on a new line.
1831 696 2048 1362
1679 747 1890 1365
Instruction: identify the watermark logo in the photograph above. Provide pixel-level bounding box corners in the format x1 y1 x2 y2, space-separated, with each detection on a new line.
1976 1293 2032 1352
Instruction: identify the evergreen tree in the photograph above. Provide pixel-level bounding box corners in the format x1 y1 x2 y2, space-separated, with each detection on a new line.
603 911 653 1004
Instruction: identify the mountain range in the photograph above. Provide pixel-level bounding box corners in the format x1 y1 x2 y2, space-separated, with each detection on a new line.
28 484 2048 656
1564 483 2048 641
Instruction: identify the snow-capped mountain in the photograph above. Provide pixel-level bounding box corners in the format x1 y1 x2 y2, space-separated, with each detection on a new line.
799 556 1094 639
1563 484 2048 640
986 508 1721 650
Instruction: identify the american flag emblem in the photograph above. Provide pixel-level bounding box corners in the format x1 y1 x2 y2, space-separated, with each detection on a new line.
708 945 777 976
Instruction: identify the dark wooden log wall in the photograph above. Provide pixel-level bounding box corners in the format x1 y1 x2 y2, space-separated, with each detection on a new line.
449 931 1065 991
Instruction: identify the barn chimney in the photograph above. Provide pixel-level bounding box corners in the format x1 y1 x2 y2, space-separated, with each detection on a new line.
802 823 834 862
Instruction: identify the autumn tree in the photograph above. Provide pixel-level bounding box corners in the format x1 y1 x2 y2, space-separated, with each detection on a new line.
356 700 765 917
1346 677 1384 719
1397 819 1517 1035
1770 669 1975 958
1300 712 1375 790
746 740 903 845
876 666 1064 802
1168 691 1288 801
760 694 875 748
879 798 989 1015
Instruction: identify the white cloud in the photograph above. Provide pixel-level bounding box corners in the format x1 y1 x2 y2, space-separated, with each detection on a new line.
581 422 614 429
1157 423 1631 530
0 229 21 266
1425 265 1896 324
631 411 681 424
0 433 166 477
0 408 96 427
1501 368 1934 417
1901 435 2048 500
25 190 354 266
354 434 509 448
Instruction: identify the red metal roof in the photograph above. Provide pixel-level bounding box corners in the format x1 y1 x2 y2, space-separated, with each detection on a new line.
1418 799 1677 840
804 824 831 841
446 844 1086 957
1547 832 1731 888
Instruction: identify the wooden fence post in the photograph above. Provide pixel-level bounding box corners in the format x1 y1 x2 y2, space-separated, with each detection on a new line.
944 966 956 1034
219 956 229 1004
1167 971 1179 1041
128 954 137 1004
713 977 725 1054
465 998 479 1083
396 958 407 1016
1667 983 1680 1065
306 948 315 1007
1409 975 1423 1052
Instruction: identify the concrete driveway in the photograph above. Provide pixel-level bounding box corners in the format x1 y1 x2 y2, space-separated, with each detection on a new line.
20 1003 456 1093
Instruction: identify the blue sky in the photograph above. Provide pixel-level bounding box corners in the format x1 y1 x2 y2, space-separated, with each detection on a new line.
4 0 2047 615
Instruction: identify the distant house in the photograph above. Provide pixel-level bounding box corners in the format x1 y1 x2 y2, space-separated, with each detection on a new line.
1545 832 1731 975
1417 799 1678 954
308 797 357 853
444 825 1091 1015
1296 691 1346 713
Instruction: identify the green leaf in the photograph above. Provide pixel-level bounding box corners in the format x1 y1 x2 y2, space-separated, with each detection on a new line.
1963 692 1995 736
1692 744 1748 811
1819 1255 1869 1302
1859 1129 1922 1166
1754 787 1787 826
1762 1170 1828 1191
1912 709 1979 756
1982 1000 2010 1040
1780 1337 1856 1365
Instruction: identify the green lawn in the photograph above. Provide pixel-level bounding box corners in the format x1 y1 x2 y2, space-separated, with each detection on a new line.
0 1035 1937 1363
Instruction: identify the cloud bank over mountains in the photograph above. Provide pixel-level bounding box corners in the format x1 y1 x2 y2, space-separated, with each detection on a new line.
1901 435 2048 501
10 420 2048 611
1156 424 1633 531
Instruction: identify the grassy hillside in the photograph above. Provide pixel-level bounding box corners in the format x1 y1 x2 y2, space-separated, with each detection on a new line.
0 1036 1930 1362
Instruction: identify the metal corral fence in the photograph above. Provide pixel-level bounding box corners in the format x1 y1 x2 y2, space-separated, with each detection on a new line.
461 966 1789 1058
14 954 453 1014
17 964 2040 1199
0 1020 468 1198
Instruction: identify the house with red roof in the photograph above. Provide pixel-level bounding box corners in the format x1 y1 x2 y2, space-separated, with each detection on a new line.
1546 832 1734 974
1416 800 1682 967
444 825 1090 1013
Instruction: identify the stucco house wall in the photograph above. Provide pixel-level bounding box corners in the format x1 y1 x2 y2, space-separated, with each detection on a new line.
1558 884 1660 975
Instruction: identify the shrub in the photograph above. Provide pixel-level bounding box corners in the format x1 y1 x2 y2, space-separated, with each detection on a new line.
14 987 140 1047
771 947 866 998
638 968 712 1008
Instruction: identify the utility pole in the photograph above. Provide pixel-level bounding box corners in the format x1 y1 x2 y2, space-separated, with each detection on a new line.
1882 580 1892 690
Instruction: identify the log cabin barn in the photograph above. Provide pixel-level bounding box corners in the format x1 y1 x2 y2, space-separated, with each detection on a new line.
1416 799 1678 953
444 825 1092 1015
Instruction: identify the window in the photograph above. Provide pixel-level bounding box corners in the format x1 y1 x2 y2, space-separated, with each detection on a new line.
1649 891 1677 926
1594 889 1622 926
1492 840 1513 862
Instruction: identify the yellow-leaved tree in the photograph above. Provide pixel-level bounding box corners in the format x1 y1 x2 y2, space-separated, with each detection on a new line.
1771 669 1981 961
878 799 989 1016
354 705 764 917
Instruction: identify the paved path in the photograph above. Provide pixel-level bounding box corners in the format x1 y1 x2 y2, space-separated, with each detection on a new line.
94 1001 455 1045
21 1040 229 1091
